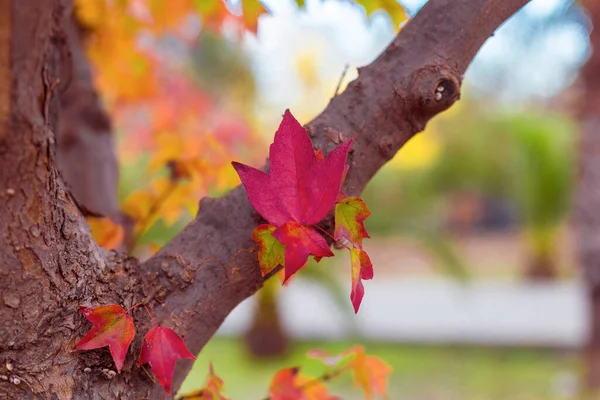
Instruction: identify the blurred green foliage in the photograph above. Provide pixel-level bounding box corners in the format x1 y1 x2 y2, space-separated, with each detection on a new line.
182 337 580 399
363 104 575 278
190 31 257 105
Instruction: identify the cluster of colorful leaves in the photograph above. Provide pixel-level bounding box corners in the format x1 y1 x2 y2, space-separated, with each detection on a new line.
181 346 391 399
76 0 266 250
75 304 195 394
75 0 267 103
232 110 373 312
117 72 260 236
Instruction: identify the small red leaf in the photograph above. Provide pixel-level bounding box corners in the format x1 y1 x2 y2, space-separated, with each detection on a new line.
350 248 374 313
272 221 334 281
138 326 196 394
75 304 135 373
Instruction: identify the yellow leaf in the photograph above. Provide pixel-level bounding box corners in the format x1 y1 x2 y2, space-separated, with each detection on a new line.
241 0 268 33
356 0 408 29
348 345 391 399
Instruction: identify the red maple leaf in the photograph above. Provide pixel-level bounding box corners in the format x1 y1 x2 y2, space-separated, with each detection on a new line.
75 304 135 373
271 221 333 278
232 110 352 280
349 248 374 313
138 325 196 394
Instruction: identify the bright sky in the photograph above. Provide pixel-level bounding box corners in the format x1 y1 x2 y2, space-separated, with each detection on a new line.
244 0 589 128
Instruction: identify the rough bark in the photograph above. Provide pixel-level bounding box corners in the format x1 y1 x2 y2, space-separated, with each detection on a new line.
575 1 600 391
0 1 146 399
0 0 529 398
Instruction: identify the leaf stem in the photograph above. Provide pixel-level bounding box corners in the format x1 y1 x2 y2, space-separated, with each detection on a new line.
126 302 145 314
143 304 159 327
312 225 351 251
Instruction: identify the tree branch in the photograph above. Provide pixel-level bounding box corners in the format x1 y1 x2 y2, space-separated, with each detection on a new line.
56 14 120 220
0 0 530 398
0 2 146 398
141 0 531 394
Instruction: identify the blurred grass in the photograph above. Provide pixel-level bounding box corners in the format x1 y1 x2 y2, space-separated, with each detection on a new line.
180 337 580 400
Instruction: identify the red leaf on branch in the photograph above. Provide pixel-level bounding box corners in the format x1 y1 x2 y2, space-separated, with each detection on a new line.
232 110 352 279
272 221 333 281
138 326 196 394
75 304 135 373
268 110 352 225
349 248 374 313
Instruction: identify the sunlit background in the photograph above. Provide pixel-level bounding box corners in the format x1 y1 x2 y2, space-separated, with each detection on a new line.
78 0 593 398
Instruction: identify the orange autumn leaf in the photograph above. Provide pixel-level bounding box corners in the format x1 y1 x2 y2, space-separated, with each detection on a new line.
296 375 338 400
122 178 197 234
308 346 391 399
269 367 338 400
347 345 391 399
87 217 124 250
269 368 306 400
122 190 156 223
180 363 229 399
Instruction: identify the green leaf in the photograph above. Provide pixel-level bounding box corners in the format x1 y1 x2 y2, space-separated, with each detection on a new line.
334 196 371 248
252 224 285 276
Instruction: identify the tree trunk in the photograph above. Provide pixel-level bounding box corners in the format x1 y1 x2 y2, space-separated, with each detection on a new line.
244 280 289 358
524 248 557 281
0 0 530 398
56 15 119 220
575 1 600 392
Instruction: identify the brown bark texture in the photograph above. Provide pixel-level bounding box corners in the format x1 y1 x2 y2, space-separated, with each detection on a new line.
0 0 529 398
575 1 600 392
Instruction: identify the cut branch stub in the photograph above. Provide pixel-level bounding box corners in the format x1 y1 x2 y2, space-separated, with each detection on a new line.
407 65 462 126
